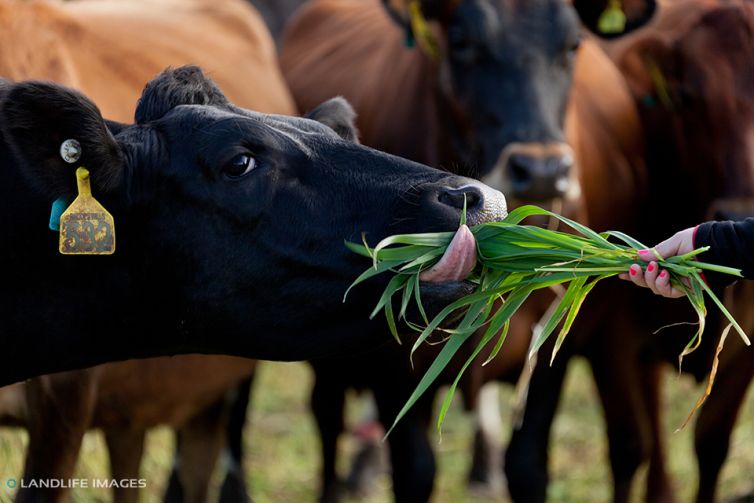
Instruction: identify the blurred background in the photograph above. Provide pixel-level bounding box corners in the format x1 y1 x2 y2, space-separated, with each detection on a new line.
4 361 754 502
3 0 754 502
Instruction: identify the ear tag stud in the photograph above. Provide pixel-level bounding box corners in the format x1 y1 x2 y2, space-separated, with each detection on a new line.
59 167 116 255
60 139 82 164
598 0 627 35
50 138 81 231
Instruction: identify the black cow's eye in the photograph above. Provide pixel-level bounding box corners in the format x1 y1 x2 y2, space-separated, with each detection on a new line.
448 27 478 63
569 37 582 53
223 154 257 179
561 38 581 67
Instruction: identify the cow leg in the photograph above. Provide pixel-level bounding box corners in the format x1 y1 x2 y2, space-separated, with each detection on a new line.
641 365 675 503
468 382 505 498
587 331 651 503
219 375 254 503
105 429 146 503
374 385 435 503
311 367 347 503
694 347 754 503
164 399 227 503
505 349 569 503
345 393 386 498
18 370 99 503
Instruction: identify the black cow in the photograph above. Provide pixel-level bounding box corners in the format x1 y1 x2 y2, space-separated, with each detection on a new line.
0 66 507 385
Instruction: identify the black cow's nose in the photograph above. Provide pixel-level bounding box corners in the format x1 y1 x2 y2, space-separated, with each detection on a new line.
420 177 507 227
507 153 573 200
438 185 484 211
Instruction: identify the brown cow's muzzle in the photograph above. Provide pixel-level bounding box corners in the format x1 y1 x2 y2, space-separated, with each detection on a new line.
484 142 577 202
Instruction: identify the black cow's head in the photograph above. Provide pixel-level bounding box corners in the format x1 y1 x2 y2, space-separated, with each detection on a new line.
383 0 656 202
0 66 507 381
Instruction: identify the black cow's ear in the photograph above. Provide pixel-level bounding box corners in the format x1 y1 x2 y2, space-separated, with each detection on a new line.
0 82 124 199
305 97 360 143
135 65 230 124
574 0 657 38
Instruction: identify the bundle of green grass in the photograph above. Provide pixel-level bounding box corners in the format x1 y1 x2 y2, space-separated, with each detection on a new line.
346 205 749 433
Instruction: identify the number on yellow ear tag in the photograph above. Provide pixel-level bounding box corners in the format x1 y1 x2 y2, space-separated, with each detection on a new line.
598 0 627 35
59 167 116 255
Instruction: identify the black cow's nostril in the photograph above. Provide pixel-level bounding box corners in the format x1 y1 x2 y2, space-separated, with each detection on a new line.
504 152 572 200
508 154 533 187
438 185 484 210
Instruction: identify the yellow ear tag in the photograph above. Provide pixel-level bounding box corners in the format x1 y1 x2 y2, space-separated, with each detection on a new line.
598 0 627 35
59 167 116 255
408 0 440 60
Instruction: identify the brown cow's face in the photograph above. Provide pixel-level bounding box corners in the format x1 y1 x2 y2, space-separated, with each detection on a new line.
628 5 754 218
386 0 656 204
434 0 580 203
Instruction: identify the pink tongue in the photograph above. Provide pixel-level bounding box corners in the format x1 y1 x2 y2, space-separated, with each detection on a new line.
419 225 477 283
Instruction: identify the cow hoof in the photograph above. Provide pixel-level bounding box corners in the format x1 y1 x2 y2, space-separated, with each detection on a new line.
467 476 507 500
346 440 388 498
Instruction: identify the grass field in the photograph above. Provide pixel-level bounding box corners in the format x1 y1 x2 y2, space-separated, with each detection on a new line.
2 358 754 503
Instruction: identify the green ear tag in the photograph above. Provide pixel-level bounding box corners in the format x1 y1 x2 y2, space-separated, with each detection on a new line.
59 167 116 255
598 0 627 34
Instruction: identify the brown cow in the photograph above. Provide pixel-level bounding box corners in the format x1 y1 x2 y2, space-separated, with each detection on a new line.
616 3 754 501
282 0 586 203
508 2 754 503
0 0 293 501
280 1 650 501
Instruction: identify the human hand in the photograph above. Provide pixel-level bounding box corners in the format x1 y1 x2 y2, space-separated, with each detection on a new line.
618 227 696 298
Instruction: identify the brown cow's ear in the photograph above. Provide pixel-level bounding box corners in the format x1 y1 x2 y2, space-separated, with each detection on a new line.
383 0 446 19
616 36 673 100
574 0 657 38
306 97 360 144
0 82 124 199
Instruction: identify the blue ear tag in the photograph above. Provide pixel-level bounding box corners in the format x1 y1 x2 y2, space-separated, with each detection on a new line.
49 197 71 231
405 29 415 48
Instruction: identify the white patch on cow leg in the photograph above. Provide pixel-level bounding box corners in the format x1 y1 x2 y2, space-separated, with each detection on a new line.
468 382 506 498
479 383 504 446
0 383 27 422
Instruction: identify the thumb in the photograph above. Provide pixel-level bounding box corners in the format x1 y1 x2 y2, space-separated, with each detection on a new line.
653 237 684 260
639 228 694 261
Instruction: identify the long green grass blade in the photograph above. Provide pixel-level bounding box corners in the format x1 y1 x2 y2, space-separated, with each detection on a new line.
346 204 746 434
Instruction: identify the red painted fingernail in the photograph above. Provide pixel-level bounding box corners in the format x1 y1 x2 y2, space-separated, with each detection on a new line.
660 270 667 278
630 266 638 276
647 263 655 272
638 249 650 255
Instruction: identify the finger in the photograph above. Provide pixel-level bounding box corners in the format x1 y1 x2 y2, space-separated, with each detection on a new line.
638 234 682 262
637 248 655 262
655 270 685 299
628 264 648 288
644 261 661 295
653 238 682 260
618 273 629 280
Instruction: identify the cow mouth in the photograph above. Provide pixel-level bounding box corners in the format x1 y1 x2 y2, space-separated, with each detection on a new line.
418 225 477 283
393 226 480 326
